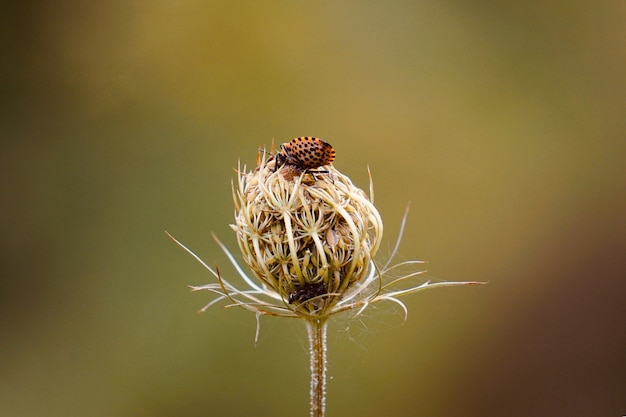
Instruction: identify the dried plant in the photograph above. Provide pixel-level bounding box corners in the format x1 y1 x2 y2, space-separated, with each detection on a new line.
168 139 482 417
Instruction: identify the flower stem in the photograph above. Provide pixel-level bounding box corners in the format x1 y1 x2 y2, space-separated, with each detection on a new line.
306 319 328 417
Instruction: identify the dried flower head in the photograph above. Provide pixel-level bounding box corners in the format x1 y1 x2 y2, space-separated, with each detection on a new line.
167 138 484 417
231 145 382 319
167 140 481 330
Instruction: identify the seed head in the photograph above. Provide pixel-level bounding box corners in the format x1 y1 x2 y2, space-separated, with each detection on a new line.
166 140 485 417
232 146 382 318
168 141 483 332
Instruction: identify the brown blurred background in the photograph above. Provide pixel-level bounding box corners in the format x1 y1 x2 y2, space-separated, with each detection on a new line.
1 1 624 416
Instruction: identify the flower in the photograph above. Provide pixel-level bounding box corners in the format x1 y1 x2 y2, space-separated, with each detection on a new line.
167 145 481 332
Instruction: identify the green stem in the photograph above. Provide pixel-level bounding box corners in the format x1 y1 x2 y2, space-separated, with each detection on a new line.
306 319 328 417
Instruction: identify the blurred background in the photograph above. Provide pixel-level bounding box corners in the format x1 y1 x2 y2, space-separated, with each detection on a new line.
1 1 624 416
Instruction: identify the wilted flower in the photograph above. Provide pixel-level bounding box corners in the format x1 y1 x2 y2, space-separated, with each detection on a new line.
168 139 482 417
168 143 479 327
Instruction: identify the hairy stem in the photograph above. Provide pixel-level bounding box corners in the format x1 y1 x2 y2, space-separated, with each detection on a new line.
306 319 328 417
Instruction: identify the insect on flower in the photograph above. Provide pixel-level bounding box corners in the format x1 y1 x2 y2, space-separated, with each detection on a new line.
274 137 336 173
167 138 485 417
288 282 328 305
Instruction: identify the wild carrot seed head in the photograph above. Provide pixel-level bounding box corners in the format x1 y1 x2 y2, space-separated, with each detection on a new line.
232 145 383 318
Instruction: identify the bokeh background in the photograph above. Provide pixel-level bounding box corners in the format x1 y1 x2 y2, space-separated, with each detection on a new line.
1 1 624 416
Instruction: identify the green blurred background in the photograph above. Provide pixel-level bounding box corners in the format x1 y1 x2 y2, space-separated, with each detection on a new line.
1 1 624 416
